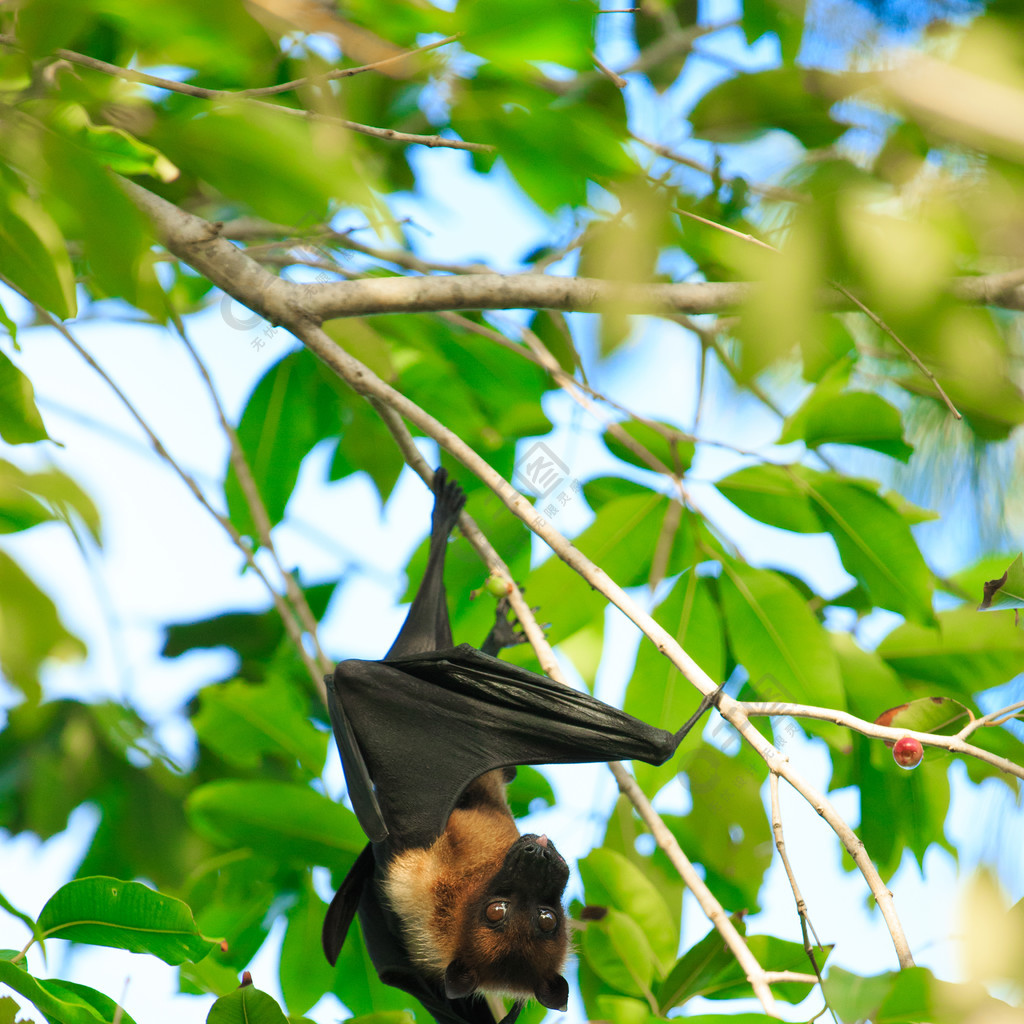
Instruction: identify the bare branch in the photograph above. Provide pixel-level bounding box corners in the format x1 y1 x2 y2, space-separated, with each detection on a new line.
746 701 1024 782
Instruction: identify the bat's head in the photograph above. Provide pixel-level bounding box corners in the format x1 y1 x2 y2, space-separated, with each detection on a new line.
444 833 571 1012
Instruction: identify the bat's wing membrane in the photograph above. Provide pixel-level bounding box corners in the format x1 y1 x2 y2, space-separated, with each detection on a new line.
329 644 679 851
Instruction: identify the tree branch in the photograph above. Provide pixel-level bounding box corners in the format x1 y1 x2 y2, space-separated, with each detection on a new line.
745 702 1024 781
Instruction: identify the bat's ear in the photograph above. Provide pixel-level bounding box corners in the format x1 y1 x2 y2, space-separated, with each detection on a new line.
535 974 569 1011
444 959 478 999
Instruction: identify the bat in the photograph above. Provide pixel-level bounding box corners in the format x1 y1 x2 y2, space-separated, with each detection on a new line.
322 469 715 1024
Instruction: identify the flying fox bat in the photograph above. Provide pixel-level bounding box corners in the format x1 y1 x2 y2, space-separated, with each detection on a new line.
322 469 715 1024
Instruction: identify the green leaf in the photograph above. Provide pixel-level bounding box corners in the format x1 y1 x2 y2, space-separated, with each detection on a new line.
13 0 92 54
193 677 328 775
279 879 335 1016
877 607 1024 696
0 550 85 700
579 848 677 971
656 918 743 1009
626 574 725 797
781 388 913 462
875 696 973 736
823 964 1015 1023
37 877 215 965
458 0 593 70
979 553 1024 611
207 985 288 1024
186 781 364 871
0 891 42 949
0 461 101 542
226 351 349 537
0 352 49 444
505 765 556 817
671 746 773 912
527 493 678 642
331 920 416 1018
715 464 824 534
719 561 844 708
68 117 178 181
581 909 657 998
0 186 76 319
689 68 846 148
0 962 133 1024
830 632 913 726
808 477 934 623
601 420 695 476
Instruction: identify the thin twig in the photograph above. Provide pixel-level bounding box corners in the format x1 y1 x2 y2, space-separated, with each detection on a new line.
173 324 331 674
745 702 1024 781
231 35 460 96
15 292 327 703
41 46 493 153
675 206 963 419
769 773 838 1024
830 280 961 419
960 699 1024 736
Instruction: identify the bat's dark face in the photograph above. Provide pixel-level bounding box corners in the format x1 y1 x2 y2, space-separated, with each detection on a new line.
443 833 571 1012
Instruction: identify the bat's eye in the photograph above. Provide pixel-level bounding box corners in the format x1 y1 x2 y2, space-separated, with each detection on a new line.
485 901 509 923
537 908 558 932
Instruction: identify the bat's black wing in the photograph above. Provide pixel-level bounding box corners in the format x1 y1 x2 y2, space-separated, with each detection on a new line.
328 643 680 852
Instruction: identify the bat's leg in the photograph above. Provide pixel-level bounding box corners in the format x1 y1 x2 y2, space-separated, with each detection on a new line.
386 467 467 658
479 596 534 656
672 684 725 744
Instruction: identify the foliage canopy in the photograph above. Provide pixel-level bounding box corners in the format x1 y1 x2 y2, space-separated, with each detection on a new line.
2 1 1024 1023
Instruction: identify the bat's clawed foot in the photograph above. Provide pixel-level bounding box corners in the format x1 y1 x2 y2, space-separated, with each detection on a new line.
480 596 548 656
431 467 467 533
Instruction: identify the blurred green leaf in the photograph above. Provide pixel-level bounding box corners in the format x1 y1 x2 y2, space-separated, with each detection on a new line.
0 550 84 701
458 0 593 70
878 608 1024 696
186 781 364 872
978 553 1024 611
193 677 327 775
0 353 49 444
602 420 695 476
581 909 657 997
715 464 824 534
808 477 935 623
0 183 76 319
690 68 845 147
579 848 677 971
670 745 772 912
280 877 335 1016
627 574 725 796
781 385 913 462
0 962 134 1024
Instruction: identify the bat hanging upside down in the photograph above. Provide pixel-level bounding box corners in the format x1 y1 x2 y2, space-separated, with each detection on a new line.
322 469 716 1024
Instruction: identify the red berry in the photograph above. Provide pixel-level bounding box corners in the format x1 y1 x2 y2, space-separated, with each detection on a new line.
893 735 923 769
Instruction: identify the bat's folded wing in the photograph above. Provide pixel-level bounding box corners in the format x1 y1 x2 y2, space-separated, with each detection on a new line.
329 644 680 851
